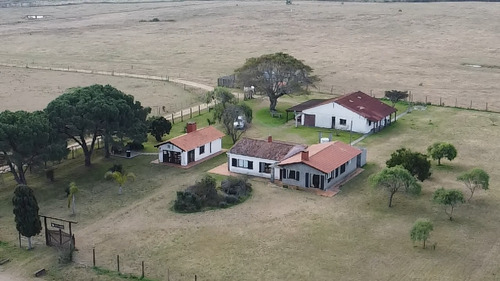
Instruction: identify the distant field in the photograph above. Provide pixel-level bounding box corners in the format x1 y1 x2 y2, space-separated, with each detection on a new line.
0 1 499 111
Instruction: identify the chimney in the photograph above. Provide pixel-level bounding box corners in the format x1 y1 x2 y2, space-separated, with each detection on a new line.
186 122 197 133
267 135 272 143
301 150 309 161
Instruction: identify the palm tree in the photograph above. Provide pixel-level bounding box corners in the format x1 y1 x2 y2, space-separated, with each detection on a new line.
67 181 79 215
105 171 136 195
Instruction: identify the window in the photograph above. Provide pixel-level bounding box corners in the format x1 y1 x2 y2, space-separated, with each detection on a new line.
327 170 335 183
288 170 300 181
259 162 271 174
368 120 372 126
199 145 205 154
340 119 347 126
340 163 346 174
234 159 253 170
335 167 339 177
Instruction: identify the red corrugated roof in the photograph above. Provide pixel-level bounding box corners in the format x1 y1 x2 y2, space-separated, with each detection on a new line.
335 91 396 121
155 126 225 151
279 141 361 173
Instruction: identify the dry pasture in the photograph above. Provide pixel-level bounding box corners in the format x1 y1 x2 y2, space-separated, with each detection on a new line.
0 1 499 111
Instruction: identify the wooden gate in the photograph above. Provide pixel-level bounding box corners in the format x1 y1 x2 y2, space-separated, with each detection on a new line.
40 215 77 249
47 229 74 248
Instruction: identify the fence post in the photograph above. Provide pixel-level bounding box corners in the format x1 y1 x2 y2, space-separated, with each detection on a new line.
190 107 192 118
455 98 457 107
425 96 428 104
181 110 184 122
117 255 120 273
141 261 144 278
486 102 488 111
195 274 197 281
198 105 201 115
439 97 442 106
93 248 96 267
470 100 472 109
171 113 174 124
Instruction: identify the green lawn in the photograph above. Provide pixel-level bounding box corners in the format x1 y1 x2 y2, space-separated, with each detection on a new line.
2 103 500 281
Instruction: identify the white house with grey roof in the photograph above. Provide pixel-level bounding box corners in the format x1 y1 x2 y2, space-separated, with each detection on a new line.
227 136 305 180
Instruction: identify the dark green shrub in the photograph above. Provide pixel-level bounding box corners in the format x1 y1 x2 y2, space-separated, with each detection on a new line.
224 195 239 204
126 141 144 151
45 169 55 182
108 164 123 173
173 191 201 213
187 175 220 207
219 202 229 209
221 176 252 199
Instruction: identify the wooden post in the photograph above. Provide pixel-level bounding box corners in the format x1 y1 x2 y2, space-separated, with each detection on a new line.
117 255 120 273
198 105 201 115
171 113 174 124
167 268 170 281
18 232 21 248
195 274 197 281
141 261 144 278
439 97 442 106
44 217 48 246
181 110 184 122
190 107 192 118
425 96 428 104
486 102 488 111
455 98 457 107
93 248 96 267
470 100 472 109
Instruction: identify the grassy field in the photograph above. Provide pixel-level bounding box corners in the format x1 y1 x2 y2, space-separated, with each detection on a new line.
1 104 500 281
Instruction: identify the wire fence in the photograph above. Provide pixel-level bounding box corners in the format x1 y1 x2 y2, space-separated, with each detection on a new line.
88 247 204 281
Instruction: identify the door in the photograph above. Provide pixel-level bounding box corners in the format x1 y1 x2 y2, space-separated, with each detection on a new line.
305 173 310 188
187 150 195 163
304 114 316 127
331 117 336 129
312 174 320 188
162 151 169 163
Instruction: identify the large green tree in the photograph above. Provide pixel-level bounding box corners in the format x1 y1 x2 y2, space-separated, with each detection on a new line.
433 188 465 221
0 110 67 184
427 142 457 165
235 52 319 111
386 148 431 181
410 219 433 249
384 90 409 107
46 85 150 166
148 116 172 142
370 165 421 207
12 185 42 250
457 168 489 202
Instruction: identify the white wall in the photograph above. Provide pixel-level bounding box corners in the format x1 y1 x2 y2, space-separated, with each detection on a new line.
227 153 279 179
302 102 374 134
158 138 222 166
157 143 182 162
195 138 222 162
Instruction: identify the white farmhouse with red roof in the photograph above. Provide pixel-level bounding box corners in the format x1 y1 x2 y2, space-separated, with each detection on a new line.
279 141 366 190
286 91 397 134
155 122 225 167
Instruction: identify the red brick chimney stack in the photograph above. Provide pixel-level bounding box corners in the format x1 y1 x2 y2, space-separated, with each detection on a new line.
301 150 309 161
186 122 197 133
268 135 272 143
